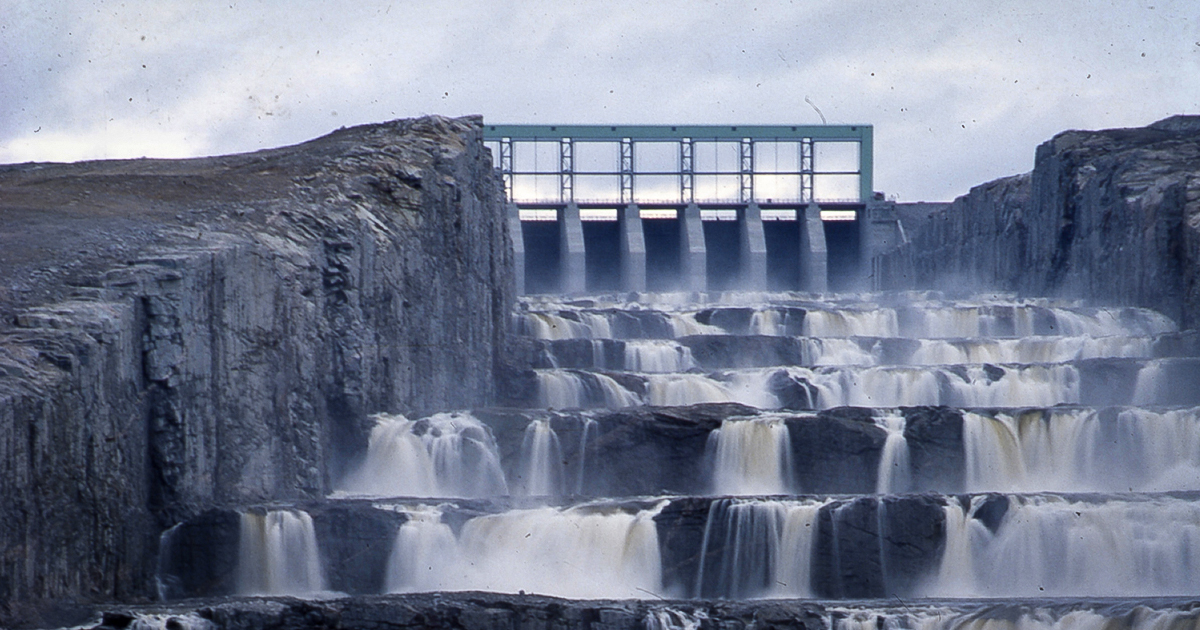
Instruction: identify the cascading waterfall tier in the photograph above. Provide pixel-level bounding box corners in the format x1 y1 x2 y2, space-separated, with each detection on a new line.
338 411 508 498
162 290 1200 610
385 502 666 599
236 510 326 596
934 493 1200 597
692 498 826 598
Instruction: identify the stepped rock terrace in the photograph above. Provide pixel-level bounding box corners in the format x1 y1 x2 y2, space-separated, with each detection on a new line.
158 290 1200 610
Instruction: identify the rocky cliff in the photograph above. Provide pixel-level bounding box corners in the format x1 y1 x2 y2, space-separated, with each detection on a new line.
0 116 514 618
877 116 1200 328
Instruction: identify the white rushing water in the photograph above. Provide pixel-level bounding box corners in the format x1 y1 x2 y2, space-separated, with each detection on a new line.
803 309 900 338
803 338 880 366
519 297 1175 340
536 370 641 408
694 498 826 598
708 417 793 496
533 361 1095 410
644 608 708 630
386 502 665 599
932 494 1200 597
625 340 696 372
874 413 911 494
340 412 508 498
516 418 564 496
127 613 216 630
909 336 1155 365
237 510 326 596
962 407 1200 493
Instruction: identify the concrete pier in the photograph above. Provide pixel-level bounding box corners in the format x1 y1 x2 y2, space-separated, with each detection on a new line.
680 203 707 292
739 203 768 291
619 204 647 292
802 204 829 292
559 202 586 294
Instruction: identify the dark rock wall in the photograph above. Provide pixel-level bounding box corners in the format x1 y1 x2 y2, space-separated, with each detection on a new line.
0 116 513 609
877 116 1200 328
0 302 153 606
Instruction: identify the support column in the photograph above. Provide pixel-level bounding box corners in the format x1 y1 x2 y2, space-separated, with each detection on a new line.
619 204 646 292
801 204 828 292
680 202 707 292
559 202 586 294
507 203 526 296
739 203 768 291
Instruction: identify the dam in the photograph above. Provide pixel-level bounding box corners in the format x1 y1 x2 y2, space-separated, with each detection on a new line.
3 115 1200 629
483 124 896 294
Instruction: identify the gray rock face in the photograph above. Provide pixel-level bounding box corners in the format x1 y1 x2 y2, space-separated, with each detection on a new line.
0 116 514 612
877 116 1200 328
81 593 829 630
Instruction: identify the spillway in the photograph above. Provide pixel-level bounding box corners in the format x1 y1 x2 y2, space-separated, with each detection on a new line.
158 290 1200 620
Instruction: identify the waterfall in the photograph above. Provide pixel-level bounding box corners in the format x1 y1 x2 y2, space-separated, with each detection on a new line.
124 613 215 630
930 500 981 597
387 503 665 599
536 370 641 408
646 374 735 406
767 364 1081 409
625 340 696 372
644 608 707 630
341 412 508 498
517 418 565 496
874 413 911 494
384 507 461 592
575 416 598 495
693 499 824 598
520 312 597 339
962 412 1031 492
943 364 1079 408
804 309 899 337
927 494 1200 597
667 312 724 337
749 309 781 335
804 338 878 366
961 407 1200 493
708 417 793 496
538 371 589 408
1132 362 1166 406
237 510 326 596
169 290 1200 607
910 336 1154 365
1117 407 1200 490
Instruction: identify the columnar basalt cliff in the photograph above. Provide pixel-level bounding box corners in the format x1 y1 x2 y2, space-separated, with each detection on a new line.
0 116 513 616
877 116 1200 327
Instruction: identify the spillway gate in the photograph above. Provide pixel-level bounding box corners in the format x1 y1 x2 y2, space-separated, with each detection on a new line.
483 124 889 294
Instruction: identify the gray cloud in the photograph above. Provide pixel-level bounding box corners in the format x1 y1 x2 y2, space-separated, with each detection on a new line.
2 0 1196 201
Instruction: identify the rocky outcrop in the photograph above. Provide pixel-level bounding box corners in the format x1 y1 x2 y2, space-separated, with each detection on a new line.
0 115 513 615
76 593 1200 630
877 116 1200 328
81 593 829 630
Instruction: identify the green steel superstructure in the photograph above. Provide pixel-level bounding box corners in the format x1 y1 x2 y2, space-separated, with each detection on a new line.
483 124 873 206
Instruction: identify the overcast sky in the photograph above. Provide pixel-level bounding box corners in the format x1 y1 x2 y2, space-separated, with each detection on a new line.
2 1 1196 201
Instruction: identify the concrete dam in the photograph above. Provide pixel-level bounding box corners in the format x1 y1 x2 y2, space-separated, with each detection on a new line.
2 115 1200 630
485 124 885 294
